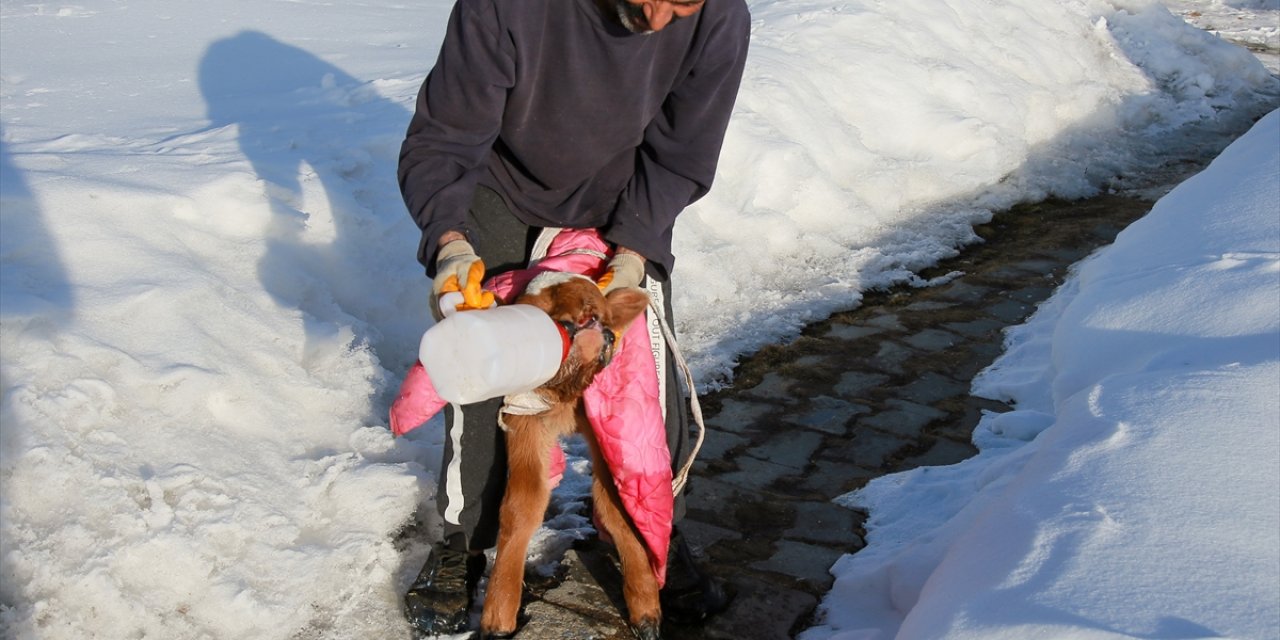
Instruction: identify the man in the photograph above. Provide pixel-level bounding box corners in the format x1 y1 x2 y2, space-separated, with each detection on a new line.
397 0 749 634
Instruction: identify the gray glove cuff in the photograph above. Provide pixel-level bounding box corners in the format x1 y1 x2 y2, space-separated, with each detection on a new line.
435 239 477 266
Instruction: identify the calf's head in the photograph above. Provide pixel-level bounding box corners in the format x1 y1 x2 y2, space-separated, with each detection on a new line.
516 274 649 401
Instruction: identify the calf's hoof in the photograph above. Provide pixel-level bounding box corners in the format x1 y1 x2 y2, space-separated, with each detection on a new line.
629 618 662 640
477 620 517 639
478 609 527 640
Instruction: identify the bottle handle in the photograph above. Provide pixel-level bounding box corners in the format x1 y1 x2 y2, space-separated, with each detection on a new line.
438 291 464 318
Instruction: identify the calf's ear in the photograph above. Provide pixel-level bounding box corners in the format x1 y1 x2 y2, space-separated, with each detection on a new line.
605 288 650 333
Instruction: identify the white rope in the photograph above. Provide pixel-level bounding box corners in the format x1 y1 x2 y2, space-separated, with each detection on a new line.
652 302 705 497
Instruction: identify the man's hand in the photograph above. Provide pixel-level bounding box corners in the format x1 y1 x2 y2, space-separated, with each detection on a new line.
597 249 646 295
433 238 493 318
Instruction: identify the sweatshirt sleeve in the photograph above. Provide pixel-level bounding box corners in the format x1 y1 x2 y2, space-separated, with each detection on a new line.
398 0 514 277
604 5 751 280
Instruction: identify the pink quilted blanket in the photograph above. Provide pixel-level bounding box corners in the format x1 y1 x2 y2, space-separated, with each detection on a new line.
389 229 672 585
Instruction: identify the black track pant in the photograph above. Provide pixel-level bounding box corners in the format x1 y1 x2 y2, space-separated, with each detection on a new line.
436 186 691 551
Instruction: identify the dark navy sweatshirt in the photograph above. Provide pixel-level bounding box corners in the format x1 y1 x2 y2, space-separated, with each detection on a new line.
398 0 750 278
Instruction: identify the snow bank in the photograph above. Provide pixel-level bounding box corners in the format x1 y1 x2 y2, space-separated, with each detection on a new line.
676 0 1278 384
804 109 1280 640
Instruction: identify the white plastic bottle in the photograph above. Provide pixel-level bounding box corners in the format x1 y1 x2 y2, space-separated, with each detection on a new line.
419 297 570 404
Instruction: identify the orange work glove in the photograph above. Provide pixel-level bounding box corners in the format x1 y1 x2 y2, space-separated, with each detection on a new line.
597 251 646 295
432 239 494 319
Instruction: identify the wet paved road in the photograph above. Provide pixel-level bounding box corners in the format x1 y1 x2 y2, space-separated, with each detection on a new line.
499 194 1155 639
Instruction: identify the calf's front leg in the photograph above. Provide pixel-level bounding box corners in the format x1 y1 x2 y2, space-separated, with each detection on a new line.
480 415 554 636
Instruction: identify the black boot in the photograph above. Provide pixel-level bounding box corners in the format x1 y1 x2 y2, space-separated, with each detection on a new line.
659 528 735 625
404 537 487 636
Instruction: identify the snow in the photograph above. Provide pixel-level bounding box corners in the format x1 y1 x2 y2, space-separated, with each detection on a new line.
803 107 1280 640
0 0 1277 638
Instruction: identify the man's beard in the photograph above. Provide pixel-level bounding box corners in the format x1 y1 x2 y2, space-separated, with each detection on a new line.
612 0 654 34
